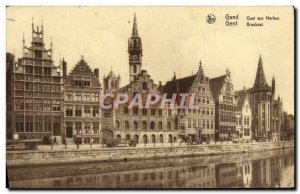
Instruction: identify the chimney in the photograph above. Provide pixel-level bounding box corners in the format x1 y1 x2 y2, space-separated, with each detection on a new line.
62 58 67 78
94 68 99 78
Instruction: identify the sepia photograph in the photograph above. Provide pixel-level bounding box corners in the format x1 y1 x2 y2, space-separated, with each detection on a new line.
5 6 295 189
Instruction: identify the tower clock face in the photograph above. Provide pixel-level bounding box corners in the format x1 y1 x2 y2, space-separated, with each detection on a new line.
131 55 139 61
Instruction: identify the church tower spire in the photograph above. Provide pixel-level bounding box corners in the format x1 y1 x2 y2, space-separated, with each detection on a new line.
254 54 268 87
128 13 143 82
132 12 139 37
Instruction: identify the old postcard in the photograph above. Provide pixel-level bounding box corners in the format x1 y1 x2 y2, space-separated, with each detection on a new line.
6 6 294 189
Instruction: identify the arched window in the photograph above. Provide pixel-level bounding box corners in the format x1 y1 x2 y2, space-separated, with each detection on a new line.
168 134 173 143
150 121 155 129
159 134 164 143
158 122 162 130
134 121 138 130
167 122 171 130
142 121 147 130
116 134 121 139
152 134 156 144
126 134 131 140
116 121 120 129
125 121 129 129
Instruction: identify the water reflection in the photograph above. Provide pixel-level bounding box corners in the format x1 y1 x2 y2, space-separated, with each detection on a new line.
8 149 294 188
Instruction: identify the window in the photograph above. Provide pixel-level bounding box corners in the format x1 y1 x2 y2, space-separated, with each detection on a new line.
34 116 42 132
211 120 214 129
202 108 205 115
151 109 155 116
66 92 73 100
202 88 206 93
44 116 51 132
14 116 23 132
168 110 172 116
142 121 147 129
74 80 82 86
167 122 171 130
75 122 82 134
207 98 209 104
83 80 90 87
34 83 42 91
124 107 129 114
143 82 147 90
34 66 42 74
25 83 33 90
150 121 155 129
133 65 137 73
75 106 82 117
84 106 90 117
34 50 42 58
25 116 33 132
25 66 33 74
92 93 99 101
15 98 24 110
134 121 138 130
93 106 99 117
103 110 111 118
44 99 51 111
52 100 60 111
142 108 147 115
64 106 72 117
244 117 247 125
93 122 99 134
75 91 82 101
193 119 196 128
84 122 90 134
210 109 214 115
43 84 51 91
25 99 33 110
116 121 120 129
43 67 51 75
158 109 162 116
188 119 191 128
125 121 129 129
83 92 90 101
158 122 162 130
133 107 138 115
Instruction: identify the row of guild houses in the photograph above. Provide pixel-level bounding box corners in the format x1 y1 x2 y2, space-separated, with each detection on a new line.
6 14 287 145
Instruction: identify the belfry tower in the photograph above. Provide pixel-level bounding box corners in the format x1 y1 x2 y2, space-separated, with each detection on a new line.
128 13 143 82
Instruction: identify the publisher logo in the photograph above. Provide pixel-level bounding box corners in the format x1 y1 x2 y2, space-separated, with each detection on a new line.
206 14 216 24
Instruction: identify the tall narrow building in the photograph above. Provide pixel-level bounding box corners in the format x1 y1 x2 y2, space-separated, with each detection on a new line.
64 56 102 144
249 55 272 140
7 21 64 141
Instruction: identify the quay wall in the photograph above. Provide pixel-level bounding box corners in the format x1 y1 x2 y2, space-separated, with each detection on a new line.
7 141 294 167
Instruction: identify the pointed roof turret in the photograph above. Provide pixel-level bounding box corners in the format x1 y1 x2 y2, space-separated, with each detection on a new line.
132 12 139 37
254 54 268 87
198 60 204 75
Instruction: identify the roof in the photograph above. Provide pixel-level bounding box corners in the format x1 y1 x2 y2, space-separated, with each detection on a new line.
162 74 196 98
209 75 226 102
254 55 268 87
234 89 248 111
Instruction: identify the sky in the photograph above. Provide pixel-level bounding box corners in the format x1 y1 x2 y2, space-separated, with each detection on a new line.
6 6 294 114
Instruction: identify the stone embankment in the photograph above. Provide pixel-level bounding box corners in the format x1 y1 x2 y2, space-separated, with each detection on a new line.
7 141 294 167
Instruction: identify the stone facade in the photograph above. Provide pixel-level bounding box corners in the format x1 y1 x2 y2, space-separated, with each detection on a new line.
209 69 237 141
235 88 252 141
64 56 102 144
6 21 64 141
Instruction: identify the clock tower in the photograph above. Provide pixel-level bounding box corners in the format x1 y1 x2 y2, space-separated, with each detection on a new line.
128 13 142 82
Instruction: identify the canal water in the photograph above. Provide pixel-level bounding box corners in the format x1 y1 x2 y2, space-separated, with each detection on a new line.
8 148 294 188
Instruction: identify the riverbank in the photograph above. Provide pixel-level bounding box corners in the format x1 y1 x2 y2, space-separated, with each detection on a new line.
7 141 294 168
